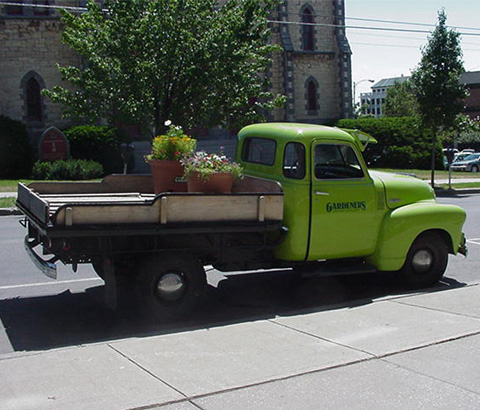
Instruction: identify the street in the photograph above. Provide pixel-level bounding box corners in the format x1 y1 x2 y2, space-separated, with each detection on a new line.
0 195 478 356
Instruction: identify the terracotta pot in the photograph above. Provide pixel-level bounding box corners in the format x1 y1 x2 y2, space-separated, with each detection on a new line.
187 172 234 193
149 160 187 194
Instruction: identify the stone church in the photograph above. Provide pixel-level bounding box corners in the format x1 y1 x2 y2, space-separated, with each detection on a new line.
0 0 352 139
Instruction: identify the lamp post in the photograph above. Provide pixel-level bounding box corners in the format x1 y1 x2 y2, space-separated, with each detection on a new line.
353 79 374 115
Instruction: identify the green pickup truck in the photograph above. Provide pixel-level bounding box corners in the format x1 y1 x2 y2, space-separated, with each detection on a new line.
17 123 467 319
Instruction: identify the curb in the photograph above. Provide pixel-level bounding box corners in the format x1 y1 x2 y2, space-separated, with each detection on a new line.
0 207 22 216
434 187 480 197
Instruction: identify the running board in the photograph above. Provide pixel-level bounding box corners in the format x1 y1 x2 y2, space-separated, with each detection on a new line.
297 259 377 278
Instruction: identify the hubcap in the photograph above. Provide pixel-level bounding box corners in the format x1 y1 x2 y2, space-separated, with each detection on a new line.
412 249 433 273
156 272 185 301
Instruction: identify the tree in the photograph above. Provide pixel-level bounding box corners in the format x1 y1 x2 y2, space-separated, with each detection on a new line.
384 79 419 118
411 9 468 186
44 0 284 135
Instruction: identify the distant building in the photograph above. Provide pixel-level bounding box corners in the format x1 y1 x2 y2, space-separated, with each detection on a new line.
0 0 352 143
360 72 480 120
461 71 480 121
360 76 409 118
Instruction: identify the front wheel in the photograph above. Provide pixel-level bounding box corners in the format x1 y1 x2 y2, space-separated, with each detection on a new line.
136 253 207 321
399 232 449 288
471 165 479 173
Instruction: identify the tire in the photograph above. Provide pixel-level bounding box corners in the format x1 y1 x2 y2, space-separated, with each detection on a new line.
136 253 207 321
399 232 448 288
471 165 479 173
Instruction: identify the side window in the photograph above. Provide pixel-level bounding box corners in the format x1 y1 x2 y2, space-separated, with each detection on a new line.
242 137 276 166
283 142 306 179
314 144 364 179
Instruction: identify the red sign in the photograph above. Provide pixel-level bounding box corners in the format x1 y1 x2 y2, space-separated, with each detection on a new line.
39 127 69 161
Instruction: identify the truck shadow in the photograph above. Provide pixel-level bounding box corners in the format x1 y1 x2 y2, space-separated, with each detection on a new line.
0 270 466 353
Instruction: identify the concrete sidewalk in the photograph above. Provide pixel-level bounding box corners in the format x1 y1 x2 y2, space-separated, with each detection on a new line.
1 284 479 409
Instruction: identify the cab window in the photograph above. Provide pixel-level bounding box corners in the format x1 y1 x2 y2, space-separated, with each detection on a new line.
314 144 364 179
242 137 276 166
283 142 306 179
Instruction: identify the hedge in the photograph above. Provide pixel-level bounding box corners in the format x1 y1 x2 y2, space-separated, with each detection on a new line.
0 115 33 178
32 159 103 180
63 125 132 175
336 117 444 170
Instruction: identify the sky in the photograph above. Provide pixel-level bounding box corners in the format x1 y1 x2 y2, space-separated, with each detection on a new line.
345 0 480 101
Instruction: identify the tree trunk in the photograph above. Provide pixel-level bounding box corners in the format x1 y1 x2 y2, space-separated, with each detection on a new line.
430 131 436 188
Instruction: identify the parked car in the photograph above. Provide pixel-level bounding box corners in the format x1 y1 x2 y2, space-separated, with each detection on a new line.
450 153 480 172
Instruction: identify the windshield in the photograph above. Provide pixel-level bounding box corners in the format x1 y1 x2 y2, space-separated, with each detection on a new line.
464 154 480 161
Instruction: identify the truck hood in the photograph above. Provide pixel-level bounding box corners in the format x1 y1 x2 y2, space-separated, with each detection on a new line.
370 171 435 209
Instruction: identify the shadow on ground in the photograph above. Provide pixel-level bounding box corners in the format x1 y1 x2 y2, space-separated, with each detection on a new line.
0 270 465 352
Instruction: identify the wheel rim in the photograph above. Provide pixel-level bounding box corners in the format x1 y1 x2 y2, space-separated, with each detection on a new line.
156 272 186 302
411 249 433 273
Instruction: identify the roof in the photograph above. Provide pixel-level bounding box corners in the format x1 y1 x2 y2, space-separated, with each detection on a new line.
238 123 375 152
372 76 410 89
460 71 480 85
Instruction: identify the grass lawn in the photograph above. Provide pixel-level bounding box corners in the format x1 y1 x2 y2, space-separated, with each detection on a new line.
372 168 480 180
0 180 32 192
0 197 16 208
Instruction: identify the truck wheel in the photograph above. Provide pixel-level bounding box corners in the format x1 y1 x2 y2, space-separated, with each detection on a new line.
400 232 448 288
136 253 207 320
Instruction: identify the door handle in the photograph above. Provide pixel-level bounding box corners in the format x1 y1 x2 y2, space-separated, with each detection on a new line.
314 191 330 196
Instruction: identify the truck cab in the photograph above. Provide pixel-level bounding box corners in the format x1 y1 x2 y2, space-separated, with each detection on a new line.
237 123 466 286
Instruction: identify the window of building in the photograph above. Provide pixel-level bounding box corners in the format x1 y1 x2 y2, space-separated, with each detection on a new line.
307 79 318 112
26 77 43 121
6 0 23 15
33 0 51 16
301 6 315 51
21 71 46 123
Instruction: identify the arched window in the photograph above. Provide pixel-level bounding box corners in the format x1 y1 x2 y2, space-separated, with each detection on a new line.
21 71 46 123
306 79 318 112
26 77 42 121
301 6 315 51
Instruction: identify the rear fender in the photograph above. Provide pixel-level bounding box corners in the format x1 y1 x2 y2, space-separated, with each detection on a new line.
366 201 466 271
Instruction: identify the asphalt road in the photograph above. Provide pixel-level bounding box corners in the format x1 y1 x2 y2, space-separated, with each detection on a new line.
0 195 478 356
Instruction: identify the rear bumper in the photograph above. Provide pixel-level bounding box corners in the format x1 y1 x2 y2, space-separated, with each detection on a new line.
24 236 58 279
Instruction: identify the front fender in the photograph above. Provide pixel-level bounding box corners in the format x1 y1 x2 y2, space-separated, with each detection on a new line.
366 201 466 271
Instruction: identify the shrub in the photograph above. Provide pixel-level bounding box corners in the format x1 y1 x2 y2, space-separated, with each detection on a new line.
336 117 443 169
32 159 103 180
63 125 132 175
0 115 33 178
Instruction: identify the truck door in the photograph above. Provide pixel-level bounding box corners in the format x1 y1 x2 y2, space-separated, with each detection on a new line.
308 141 379 260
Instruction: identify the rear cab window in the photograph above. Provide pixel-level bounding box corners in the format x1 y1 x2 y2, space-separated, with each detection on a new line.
242 137 276 165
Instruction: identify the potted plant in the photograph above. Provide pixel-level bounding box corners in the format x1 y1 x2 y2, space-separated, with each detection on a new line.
182 151 243 193
146 121 196 193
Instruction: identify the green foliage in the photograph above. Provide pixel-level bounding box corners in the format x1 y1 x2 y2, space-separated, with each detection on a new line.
0 115 33 178
182 151 243 181
336 117 444 169
411 10 467 132
32 159 103 180
44 0 284 133
457 131 480 151
146 123 196 161
63 125 130 174
384 80 419 118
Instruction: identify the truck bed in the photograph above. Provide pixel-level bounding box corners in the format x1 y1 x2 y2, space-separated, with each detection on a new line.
17 174 284 229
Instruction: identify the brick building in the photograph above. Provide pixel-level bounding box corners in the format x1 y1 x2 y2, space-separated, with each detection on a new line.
0 0 352 140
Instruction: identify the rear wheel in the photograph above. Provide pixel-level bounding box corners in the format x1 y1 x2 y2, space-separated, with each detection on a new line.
471 165 479 173
399 232 449 288
136 253 207 321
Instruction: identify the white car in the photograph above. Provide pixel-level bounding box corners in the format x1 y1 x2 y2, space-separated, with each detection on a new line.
450 153 480 172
